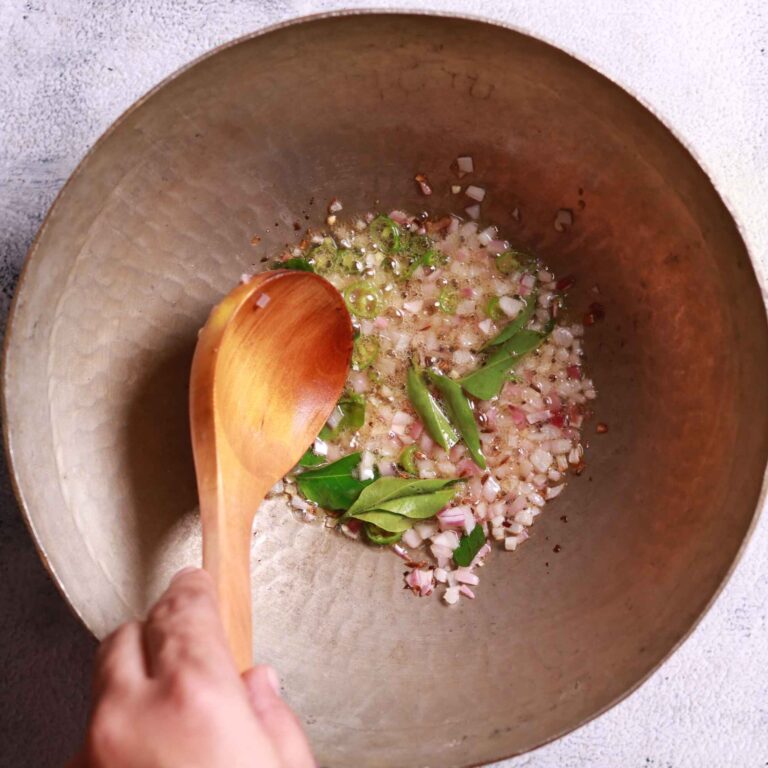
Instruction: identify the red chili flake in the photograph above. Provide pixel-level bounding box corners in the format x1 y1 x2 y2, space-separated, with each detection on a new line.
589 302 605 319
556 274 575 292
596 422 609 434
414 173 433 196
566 365 582 380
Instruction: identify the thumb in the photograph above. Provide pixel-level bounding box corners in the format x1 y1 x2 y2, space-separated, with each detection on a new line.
242 665 316 768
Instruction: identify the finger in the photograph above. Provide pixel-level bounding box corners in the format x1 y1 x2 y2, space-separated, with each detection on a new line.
143 567 235 679
243 666 316 768
93 621 146 699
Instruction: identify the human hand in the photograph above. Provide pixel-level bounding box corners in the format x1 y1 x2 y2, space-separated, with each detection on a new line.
68 567 315 768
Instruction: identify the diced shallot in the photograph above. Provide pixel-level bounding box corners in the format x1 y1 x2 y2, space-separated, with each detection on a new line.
405 568 434 597
455 568 480 585
482 475 501 502
456 156 474 175
402 528 422 548
438 505 469 528
465 185 486 202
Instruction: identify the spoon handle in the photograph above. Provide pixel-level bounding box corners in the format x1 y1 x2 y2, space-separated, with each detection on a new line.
201 505 256 672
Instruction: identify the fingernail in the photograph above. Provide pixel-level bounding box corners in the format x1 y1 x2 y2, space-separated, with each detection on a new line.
265 666 281 696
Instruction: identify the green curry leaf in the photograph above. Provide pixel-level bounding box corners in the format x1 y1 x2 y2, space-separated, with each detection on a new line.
344 476 459 518
453 525 487 567
296 453 373 511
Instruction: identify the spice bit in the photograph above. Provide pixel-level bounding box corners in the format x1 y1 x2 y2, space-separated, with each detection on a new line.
326 214 337 226
511 207 521 221
250 235 261 246
451 185 462 195
553 544 562 553
328 197 343 214
414 173 432 196
596 422 609 434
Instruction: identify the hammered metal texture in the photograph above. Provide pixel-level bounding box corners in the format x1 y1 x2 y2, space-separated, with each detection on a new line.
4 14 768 768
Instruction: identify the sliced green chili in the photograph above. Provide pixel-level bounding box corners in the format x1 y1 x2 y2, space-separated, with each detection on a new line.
438 285 459 314
343 280 384 319
398 444 419 475
406 365 458 450
369 215 401 254
352 335 380 370
364 523 403 546
427 370 486 468
338 249 363 273
484 296 504 322
495 250 524 275
308 238 338 272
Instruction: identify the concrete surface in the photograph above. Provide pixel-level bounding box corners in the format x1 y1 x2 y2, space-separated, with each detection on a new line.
1 1 767 766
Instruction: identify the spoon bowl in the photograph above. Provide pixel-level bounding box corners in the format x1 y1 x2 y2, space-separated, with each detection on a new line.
190 270 353 669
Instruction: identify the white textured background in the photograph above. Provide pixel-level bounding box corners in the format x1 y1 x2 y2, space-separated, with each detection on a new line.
1 1 767 766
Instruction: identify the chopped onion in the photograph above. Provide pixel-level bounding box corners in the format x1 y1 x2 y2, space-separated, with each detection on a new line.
312 438 328 457
530 448 553 473
478 226 496 245
255 293 271 308
465 185 486 202
451 185 461 194
546 484 565 500
415 521 439 539
389 210 409 224
403 299 424 314
377 460 397 476
432 530 460 550
348 371 370 394
438 505 470 528
463 509 476 534
456 457 482 477
486 239 509 255
443 586 461 605
456 156 474 175
402 528 422 548
405 568 434 596
458 585 476 599
455 568 480 586
358 451 375 481
374 316 389 329
326 406 344 430
470 542 492 568
499 296 524 320
434 567 448 583
478 318 494 335
328 198 343 213
482 475 501 502
465 204 481 220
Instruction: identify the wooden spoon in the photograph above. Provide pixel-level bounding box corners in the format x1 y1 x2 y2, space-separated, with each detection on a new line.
190 270 353 671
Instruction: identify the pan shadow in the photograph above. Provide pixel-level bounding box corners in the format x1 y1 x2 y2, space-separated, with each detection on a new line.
124 332 200 607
